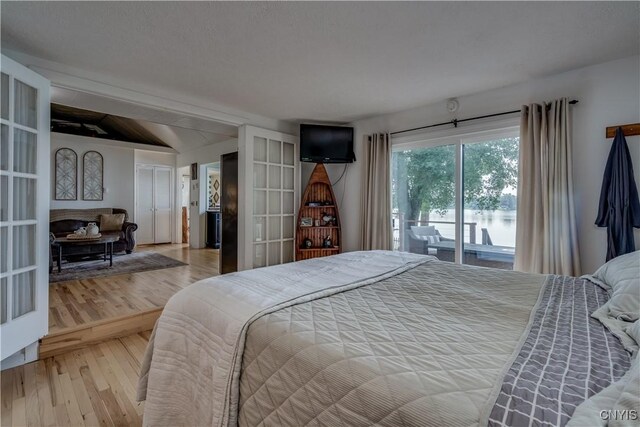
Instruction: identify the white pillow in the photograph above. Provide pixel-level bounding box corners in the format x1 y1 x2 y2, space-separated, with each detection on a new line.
427 235 441 244
411 225 436 237
592 251 640 322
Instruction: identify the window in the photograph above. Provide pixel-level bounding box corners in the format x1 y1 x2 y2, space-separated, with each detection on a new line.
392 126 519 269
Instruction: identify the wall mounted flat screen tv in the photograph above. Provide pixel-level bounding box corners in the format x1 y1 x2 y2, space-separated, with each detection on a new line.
300 124 355 163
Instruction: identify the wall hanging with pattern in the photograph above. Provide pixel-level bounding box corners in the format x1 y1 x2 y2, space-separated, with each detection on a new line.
54 148 77 200
83 150 103 200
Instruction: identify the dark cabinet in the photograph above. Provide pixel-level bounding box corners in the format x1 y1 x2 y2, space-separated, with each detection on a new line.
206 210 221 249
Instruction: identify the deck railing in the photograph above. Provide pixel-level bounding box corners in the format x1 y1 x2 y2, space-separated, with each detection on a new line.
392 212 478 251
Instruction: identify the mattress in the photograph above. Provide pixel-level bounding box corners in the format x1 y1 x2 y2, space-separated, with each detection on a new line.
137 251 631 427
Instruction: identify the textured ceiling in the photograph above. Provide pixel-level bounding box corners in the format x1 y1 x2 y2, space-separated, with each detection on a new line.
2 2 639 123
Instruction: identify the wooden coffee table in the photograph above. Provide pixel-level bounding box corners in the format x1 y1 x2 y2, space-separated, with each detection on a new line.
53 234 120 272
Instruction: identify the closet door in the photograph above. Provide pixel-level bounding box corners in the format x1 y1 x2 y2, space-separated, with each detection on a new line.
136 166 155 245
153 166 172 244
0 55 50 361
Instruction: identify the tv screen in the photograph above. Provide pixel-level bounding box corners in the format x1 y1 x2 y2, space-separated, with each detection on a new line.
300 124 354 163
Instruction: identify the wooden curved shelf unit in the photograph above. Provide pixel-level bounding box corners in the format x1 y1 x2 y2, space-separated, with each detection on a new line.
296 163 342 261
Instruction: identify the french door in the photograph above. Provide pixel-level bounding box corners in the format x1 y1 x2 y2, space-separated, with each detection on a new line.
238 125 298 270
392 125 519 270
1 55 50 361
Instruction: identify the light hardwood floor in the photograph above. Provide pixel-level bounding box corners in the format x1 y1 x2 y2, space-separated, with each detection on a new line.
2 331 151 427
1 244 219 426
49 244 219 333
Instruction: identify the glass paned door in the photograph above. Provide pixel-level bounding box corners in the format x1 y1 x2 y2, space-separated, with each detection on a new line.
251 136 296 267
462 136 519 269
0 55 50 361
392 127 519 270
240 126 298 271
392 144 457 262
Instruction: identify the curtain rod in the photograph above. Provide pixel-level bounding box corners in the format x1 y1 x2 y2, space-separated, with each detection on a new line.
390 99 579 136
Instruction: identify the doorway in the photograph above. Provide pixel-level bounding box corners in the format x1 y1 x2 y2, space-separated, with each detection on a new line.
181 173 190 244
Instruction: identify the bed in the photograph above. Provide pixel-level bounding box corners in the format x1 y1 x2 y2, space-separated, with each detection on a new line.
137 250 639 427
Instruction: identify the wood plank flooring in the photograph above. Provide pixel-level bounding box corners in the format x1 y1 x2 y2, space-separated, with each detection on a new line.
2 244 220 426
48 244 219 334
2 331 151 427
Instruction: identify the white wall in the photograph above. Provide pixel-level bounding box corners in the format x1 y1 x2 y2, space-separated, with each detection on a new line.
50 134 136 216
341 55 640 274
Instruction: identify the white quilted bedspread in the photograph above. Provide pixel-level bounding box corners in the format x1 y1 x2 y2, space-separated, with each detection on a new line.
239 260 545 427
138 251 432 426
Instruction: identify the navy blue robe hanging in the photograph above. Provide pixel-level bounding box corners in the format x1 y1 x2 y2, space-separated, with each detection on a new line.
595 127 640 260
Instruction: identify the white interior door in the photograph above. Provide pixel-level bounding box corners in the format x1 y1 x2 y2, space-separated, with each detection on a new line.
154 166 172 243
238 125 298 271
136 165 154 245
1 55 50 361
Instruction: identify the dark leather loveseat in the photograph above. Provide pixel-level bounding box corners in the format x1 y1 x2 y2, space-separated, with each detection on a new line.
50 208 138 261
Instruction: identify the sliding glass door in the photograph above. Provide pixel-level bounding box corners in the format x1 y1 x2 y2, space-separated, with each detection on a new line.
392 127 519 270
392 143 458 262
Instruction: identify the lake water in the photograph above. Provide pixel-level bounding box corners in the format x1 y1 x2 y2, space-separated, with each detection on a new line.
400 209 517 247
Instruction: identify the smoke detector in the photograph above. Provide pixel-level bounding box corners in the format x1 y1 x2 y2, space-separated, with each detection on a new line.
446 98 459 113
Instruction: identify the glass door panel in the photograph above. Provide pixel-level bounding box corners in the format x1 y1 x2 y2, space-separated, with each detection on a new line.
12 270 35 319
1 278 7 324
1 124 8 170
13 129 37 173
268 242 281 266
253 243 266 267
462 137 519 269
1 72 8 120
253 136 267 162
14 79 37 129
392 144 457 261
13 177 36 220
12 225 36 269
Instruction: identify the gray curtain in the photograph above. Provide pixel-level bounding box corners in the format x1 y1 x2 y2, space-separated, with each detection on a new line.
361 133 393 250
514 98 581 275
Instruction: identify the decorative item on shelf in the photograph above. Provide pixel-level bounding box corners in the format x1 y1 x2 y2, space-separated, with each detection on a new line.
86 222 100 236
322 201 332 206
322 212 335 226
322 235 333 248
302 238 313 249
300 217 313 227
74 227 87 236
314 219 321 227
306 201 322 207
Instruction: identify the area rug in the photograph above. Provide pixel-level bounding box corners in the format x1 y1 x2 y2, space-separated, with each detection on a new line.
49 251 188 283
